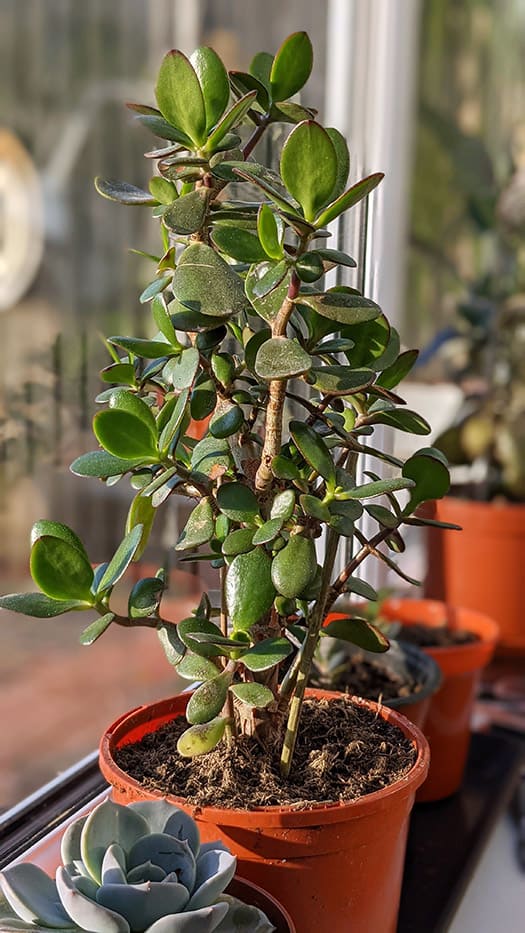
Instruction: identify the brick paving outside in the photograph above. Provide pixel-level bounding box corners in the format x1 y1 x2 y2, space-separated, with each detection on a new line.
0 570 202 811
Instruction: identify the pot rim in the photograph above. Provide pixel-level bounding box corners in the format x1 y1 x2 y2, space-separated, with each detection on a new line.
99 689 430 829
381 598 499 649
228 876 296 933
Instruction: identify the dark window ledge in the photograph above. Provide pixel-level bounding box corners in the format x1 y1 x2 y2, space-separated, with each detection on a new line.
0 751 108 869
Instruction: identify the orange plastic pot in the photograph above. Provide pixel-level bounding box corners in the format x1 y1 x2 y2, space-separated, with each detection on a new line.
324 612 442 730
100 689 429 933
424 496 525 653
380 598 499 801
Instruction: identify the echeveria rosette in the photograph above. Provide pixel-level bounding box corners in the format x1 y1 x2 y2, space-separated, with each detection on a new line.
0 800 274 933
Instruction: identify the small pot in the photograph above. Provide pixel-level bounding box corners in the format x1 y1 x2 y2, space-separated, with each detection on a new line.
380 598 499 801
424 496 525 653
323 611 442 729
99 689 429 933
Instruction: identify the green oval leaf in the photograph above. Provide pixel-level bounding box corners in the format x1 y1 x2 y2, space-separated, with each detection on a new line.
210 226 267 263
128 577 165 619
163 189 210 236
226 549 275 630
257 204 284 260
245 265 290 323
190 377 217 421
230 682 274 708
290 420 335 485
125 495 155 560
96 525 144 593
315 172 384 227
79 612 115 647
178 618 225 658
310 366 374 395
323 617 389 652
222 528 255 557
325 127 350 202
109 335 175 359
101 362 136 385
109 389 157 435
0 592 90 617
177 717 228 757
186 674 230 725
270 32 313 102
30 538 94 602
139 275 172 304
70 450 143 478
336 477 415 500
280 121 338 222
190 436 232 477
376 349 419 390
296 292 381 326
255 337 311 380
176 652 219 680
205 91 257 151
241 636 292 672
155 50 207 146
402 449 450 513
271 536 317 598
93 410 158 460
175 499 215 551
251 517 283 545
299 494 330 522
209 403 244 439
149 176 177 205
157 623 186 666
30 520 89 561
366 409 431 435
173 243 250 320
190 46 230 130
94 177 156 205
270 489 296 521
216 483 259 523
164 347 200 391
159 388 190 453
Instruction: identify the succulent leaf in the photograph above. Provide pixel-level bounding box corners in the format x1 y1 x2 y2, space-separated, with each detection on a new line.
0 864 71 929
80 801 149 885
56 868 130 933
96 881 190 933
186 851 236 911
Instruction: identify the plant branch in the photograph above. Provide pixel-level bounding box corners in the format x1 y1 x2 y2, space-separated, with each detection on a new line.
255 273 301 493
242 115 271 159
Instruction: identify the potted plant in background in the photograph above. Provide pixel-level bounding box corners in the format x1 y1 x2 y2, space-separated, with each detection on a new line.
1 32 453 931
418 158 525 652
316 604 442 730
364 596 498 800
0 798 293 932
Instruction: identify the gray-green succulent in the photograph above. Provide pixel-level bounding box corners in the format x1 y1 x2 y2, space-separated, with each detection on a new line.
0 32 452 779
0 799 274 933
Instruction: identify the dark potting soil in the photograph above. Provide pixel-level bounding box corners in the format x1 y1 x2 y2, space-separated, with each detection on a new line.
397 622 479 648
114 696 416 809
310 653 421 702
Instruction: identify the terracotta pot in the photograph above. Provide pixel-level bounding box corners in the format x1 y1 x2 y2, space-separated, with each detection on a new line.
99 689 429 933
323 611 442 729
380 598 499 801
424 496 525 653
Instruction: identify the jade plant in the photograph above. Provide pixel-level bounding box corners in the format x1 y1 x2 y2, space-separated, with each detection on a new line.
0 33 452 778
0 799 274 932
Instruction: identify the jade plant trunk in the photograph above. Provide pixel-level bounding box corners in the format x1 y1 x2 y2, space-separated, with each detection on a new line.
1 32 452 780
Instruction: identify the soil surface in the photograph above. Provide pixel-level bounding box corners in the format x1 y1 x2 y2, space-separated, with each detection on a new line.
397 622 479 648
115 696 416 809
311 653 421 702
